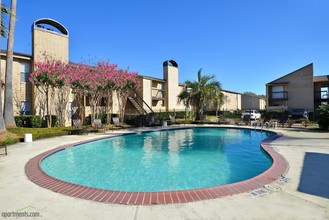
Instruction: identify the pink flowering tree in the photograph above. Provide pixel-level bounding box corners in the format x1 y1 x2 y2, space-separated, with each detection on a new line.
30 55 68 127
113 68 140 123
31 55 140 127
67 61 118 127
66 63 90 125
96 61 117 124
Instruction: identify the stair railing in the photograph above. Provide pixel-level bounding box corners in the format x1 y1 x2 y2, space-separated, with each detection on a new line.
129 89 155 115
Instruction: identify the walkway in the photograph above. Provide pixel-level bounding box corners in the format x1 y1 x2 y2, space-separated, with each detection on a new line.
0 125 328 219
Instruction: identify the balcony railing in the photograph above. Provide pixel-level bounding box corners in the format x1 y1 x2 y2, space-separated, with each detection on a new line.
152 89 165 100
269 91 288 100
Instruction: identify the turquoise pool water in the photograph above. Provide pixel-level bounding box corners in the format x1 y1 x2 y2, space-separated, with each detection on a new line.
41 127 274 192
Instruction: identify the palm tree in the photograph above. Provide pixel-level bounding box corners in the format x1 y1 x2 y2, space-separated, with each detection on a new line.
178 68 223 120
4 0 17 128
1 3 11 37
213 87 224 116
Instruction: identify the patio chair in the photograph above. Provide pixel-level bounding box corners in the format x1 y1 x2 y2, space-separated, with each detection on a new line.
252 119 262 129
111 117 123 130
218 116 230 124
259 115 271 129
242 114 251 125
169 115 176 125
72 119 89 135
113 117 120 126
94 119 106 133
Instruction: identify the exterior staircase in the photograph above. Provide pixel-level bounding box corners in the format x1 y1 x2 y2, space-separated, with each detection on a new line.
128 96 148 115
128 91 159 126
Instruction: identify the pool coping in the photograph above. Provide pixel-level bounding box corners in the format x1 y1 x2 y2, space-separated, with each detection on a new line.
25 126 289 205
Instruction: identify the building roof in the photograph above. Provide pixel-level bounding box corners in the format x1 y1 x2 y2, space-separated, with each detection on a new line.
314 75 329 83
267 63 313 85
1 50 33 59
34 18 69 36
221 89 241 95
138 74 166 82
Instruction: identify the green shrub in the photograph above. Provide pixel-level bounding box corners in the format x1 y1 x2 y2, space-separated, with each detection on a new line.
154 111 186 121
84 115 91 125
30 115 42 128
43 115 59 127
263 110 289 120
7 127 75 142
14 116 24 127
51 115 58 127
221 111 241 119
0 137 19 146
15 115 42 128
317 104 329 130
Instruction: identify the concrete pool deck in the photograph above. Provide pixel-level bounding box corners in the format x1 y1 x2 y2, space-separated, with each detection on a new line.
0 125 328 219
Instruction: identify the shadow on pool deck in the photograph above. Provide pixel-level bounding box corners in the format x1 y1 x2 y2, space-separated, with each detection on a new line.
298 152 329 199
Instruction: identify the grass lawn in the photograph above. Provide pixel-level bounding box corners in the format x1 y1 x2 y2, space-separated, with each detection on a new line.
1 127 75 146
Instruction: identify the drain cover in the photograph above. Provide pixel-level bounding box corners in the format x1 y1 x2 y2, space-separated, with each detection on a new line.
278 177 290 184
250 189 268 197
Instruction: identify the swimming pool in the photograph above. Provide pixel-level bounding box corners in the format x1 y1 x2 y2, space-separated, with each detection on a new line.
26 126 288 205
41 127 273 192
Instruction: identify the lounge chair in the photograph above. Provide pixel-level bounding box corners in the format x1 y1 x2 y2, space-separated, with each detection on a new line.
112 117 120 126
94 119 106 133
169 115 176 125
242 115 251 125
72 119 89 135
218 116 230 124
110 117 123 130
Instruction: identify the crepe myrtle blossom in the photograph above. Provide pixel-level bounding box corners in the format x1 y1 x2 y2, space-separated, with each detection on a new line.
30 55 140 126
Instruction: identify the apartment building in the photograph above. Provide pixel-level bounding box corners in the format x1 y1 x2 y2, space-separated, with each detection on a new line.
266 63 329 113
0 18 187 123
1 18 266 125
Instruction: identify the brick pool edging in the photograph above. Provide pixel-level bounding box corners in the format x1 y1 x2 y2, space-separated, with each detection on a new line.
25 128 289 205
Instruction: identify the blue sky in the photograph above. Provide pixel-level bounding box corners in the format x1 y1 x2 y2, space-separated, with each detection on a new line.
2 0 329 95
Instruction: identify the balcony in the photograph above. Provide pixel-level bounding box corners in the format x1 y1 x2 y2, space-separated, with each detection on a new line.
152 88 165 100
269 91 288 100
314 91 329 101
152 96 165 101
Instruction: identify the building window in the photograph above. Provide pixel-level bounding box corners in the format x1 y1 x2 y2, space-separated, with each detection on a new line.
20 62 31 83
272 86 284 99
321 86 328 99
20 101 31 115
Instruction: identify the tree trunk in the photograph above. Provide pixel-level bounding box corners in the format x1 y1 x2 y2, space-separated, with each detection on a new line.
45 88 52 127
116 91 128 123
55 86 70 127
105 90 113 124
0 80 5 131
3 0 16 128
0 0 6 131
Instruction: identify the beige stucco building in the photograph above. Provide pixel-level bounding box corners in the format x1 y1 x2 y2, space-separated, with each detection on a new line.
266 63 329 113
1 18 266 125
0 18 187 124
129 60 185 114
220 90 241 111
220 90 265 112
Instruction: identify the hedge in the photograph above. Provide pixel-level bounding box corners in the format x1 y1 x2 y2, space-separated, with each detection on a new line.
15 115 58 128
